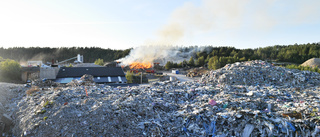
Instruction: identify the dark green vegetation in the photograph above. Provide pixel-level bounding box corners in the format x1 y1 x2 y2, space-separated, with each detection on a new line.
165 42 320 70
0 57 21 82
284 64 320 73
0 47 131 63
125 71 148 84
94 58 104 66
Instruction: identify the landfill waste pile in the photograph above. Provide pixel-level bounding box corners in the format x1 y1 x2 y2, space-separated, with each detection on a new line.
66 74 95 87
0 83 25 136
186 67 208 78
29 79 59 87
201 60 320 87
80 74 94 83
4 60 320 136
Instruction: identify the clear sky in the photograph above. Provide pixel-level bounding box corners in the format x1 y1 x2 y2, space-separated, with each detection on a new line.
0 0 319 49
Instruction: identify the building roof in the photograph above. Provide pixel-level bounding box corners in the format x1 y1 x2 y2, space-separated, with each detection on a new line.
55 76 127 83
56 67 125 78
73 63 102 67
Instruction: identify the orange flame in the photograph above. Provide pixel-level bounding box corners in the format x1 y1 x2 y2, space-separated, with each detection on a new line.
129 62 152 69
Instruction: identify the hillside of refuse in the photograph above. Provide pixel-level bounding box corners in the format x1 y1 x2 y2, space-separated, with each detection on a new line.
1 60 320 136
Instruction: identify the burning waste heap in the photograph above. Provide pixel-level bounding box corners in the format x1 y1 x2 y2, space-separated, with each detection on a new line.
3 60 320 136
129 62 153 71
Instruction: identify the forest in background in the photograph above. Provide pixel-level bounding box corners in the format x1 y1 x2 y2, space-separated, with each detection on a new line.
0 42 319 66
0 47 131 64
164 42 320 70
0 42 320 82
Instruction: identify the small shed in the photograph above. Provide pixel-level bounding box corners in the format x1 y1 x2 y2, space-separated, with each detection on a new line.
55 67 127 84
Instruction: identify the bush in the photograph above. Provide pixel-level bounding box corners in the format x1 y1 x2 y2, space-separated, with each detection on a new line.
125 71 148 83
94 58 104 66
285 64 320 73
126 71 134 83
165 61 173 70
0 59 21 81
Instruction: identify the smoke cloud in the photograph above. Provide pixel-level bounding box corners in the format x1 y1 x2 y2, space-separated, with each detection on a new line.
119 46 212 65
119 0 320 66
119 0 248 65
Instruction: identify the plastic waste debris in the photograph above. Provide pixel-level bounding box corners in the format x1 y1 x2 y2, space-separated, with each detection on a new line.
1 60 320 136
209 99 217 106
242 124 254 137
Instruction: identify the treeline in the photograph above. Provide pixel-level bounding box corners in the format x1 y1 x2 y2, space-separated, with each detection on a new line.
0 47 131 63
165 42 320 70
1 42 320 69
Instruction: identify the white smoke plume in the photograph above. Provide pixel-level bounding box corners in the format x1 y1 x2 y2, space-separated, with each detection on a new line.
118 0 245 66
119 0 320 66
119 46 212 65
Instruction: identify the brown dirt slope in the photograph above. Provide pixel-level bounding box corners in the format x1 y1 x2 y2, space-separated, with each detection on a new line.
301 58 320 68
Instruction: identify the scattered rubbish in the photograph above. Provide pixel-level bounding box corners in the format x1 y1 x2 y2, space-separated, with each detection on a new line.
31 79 58 87
1 60 320 136
242 124 254 137
209 99 217 106
282 112 302 119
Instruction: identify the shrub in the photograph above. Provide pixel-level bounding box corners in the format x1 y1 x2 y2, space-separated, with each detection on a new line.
94 58 104 66
126 71 133 83
0 59 21 81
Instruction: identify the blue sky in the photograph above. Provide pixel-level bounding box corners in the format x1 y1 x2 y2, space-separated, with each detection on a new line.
0 0 319 49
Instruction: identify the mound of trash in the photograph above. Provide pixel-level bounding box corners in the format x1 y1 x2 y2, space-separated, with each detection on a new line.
5 60 320 136
66 74 96 87
0 83 25 136
201 60 320 87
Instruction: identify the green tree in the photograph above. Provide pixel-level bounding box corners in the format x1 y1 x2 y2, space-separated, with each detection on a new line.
197 56 205 67
230 50 237 57
94 58 104 66
125 71 133 83
165 61 173 70
188 57 195 67
0 59 21 81
208 56 220 70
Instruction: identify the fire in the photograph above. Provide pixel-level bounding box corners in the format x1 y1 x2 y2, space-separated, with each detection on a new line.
129 62 152 69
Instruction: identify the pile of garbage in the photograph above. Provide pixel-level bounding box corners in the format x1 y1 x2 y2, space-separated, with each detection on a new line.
67 74 95 86
0 83 25 136
201 60 320 87
80 74 94 83
186 67 208 78
29 79 59 87
6 60 320 136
